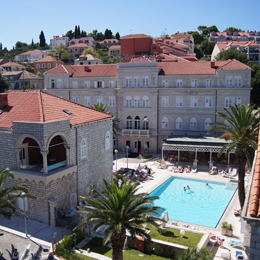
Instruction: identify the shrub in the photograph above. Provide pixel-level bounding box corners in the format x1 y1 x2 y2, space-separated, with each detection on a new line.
58 230 85 250
88 237 103 247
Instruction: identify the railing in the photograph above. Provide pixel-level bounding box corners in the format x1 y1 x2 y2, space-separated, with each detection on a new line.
121 129 150 136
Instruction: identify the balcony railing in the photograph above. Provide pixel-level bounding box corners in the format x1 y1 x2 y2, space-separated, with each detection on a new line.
121 129 150 136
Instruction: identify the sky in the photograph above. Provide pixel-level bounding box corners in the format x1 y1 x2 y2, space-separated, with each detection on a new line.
1 0 260 50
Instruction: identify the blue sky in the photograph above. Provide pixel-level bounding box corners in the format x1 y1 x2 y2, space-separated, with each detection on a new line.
1 0 260 50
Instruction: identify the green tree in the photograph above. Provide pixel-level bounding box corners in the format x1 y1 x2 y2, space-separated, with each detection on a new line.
208 104 260 209
39 31 46 47
224 27 244 32
187 31 204 45
104 29 113 39
65 30 74 40
76 179 163 260
0 73 10 92
0 168 37 219
115 32 120 40
179 247 213 260
250 62 260 107
214 48 248 64
55 44 70 62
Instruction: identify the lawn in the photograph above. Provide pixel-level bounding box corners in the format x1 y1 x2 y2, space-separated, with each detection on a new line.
81 227 203 259
148 227 203 247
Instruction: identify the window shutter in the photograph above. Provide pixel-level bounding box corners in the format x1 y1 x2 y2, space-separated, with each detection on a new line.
94 81 97 88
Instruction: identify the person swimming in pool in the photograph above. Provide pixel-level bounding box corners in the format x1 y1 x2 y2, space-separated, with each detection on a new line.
187 185 190 189
184 187 186 191
206 183 209 186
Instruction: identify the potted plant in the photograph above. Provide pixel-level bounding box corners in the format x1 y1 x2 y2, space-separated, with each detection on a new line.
221 221 228 235
227 224 233 237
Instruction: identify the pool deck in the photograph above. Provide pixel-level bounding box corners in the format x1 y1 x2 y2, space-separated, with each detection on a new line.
114 152 247 260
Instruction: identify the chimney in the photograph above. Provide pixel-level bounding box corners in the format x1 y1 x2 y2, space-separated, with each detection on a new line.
210 61 215 68
0 93 8 109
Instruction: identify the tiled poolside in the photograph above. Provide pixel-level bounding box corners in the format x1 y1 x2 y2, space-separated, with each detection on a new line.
114 152 247 260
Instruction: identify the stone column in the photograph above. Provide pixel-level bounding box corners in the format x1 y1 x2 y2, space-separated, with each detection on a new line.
41 147 49 174
48 198 57 227
15 148 21 170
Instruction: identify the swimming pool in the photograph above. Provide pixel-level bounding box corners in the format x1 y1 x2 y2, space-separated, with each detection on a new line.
149 177 237 228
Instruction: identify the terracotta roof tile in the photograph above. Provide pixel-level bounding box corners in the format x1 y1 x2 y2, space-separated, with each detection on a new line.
67 43 90 48
45 64 117 77
0 90 112 129
35 56 61 63
120 33 152 39
19 49 45 55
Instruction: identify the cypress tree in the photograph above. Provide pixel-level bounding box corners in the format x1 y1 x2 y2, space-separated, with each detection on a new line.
39 31 46 47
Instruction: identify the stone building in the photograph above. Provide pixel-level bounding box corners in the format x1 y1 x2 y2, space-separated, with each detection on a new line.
0 90 113 225
43 59 251 154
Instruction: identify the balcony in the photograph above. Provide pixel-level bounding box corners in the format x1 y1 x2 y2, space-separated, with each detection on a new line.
11 164 77 185
121 129 150 136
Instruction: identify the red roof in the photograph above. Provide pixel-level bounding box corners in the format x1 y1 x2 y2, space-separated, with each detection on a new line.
45 64 117 77
35 56 62 63
158 60 250 75
120 33 152 39
67 43 90 49
20 49 45 56
0 91 112 129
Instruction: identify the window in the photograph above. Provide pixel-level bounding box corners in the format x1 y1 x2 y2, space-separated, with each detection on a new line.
205 96 213 108
36 64 40 69
126 96 132 107
176 80 183 88
234 97 242 107
235 76 242 87
135 116 140 129
126 116 132 129
190 96 198 107
162 79 168 87
109 80 115 88
204 118 212 131
97 96 103 105
47 63 51 68
225 97 232 108
143 116 149 130
42 64 46 69
134 96 141 107
162 117 169 129
190 117 197 130
95 81 104 88
72 96 79 103
162 96 169 107
84 81 90 88
206 79 212 87
72 81 78 89
84 96 91 106
109 96 116 107
113 137 116 147
57 79 63 88
134 77 140 87
51 79 54 88
81 139 87 158
226 76 233 87
126 77 132 87
142 77 148 87
176 96 183 107
105 131 110 150
142 96 149 107
176 117 183 130
191 79 198 87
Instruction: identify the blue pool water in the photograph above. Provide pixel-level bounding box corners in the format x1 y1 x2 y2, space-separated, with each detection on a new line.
149 177 237 228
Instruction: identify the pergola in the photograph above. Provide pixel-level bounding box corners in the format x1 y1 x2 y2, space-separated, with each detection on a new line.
161 136 234 166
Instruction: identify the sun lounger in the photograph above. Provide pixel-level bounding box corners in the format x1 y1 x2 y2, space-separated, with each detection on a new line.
236 251 244 260
228 240 244 250
207 239 216 251
221 249 231 259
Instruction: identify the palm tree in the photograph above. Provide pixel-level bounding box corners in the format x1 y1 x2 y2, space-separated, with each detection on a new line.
0 168 37 219
76 178 164 260
179 247 213 260
208 104 260 209
91 103 121 134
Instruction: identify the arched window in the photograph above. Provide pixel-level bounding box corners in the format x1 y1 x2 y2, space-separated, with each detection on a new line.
126 96 132 107
190 117 197 130
135 116 140 129
142 96 149 107
204 118 212 131
81 139 87 158
162 117 169 129
143 116 149 130
176 117 183 130
134 96 141 107
126 116 132 129
105 131 110 150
